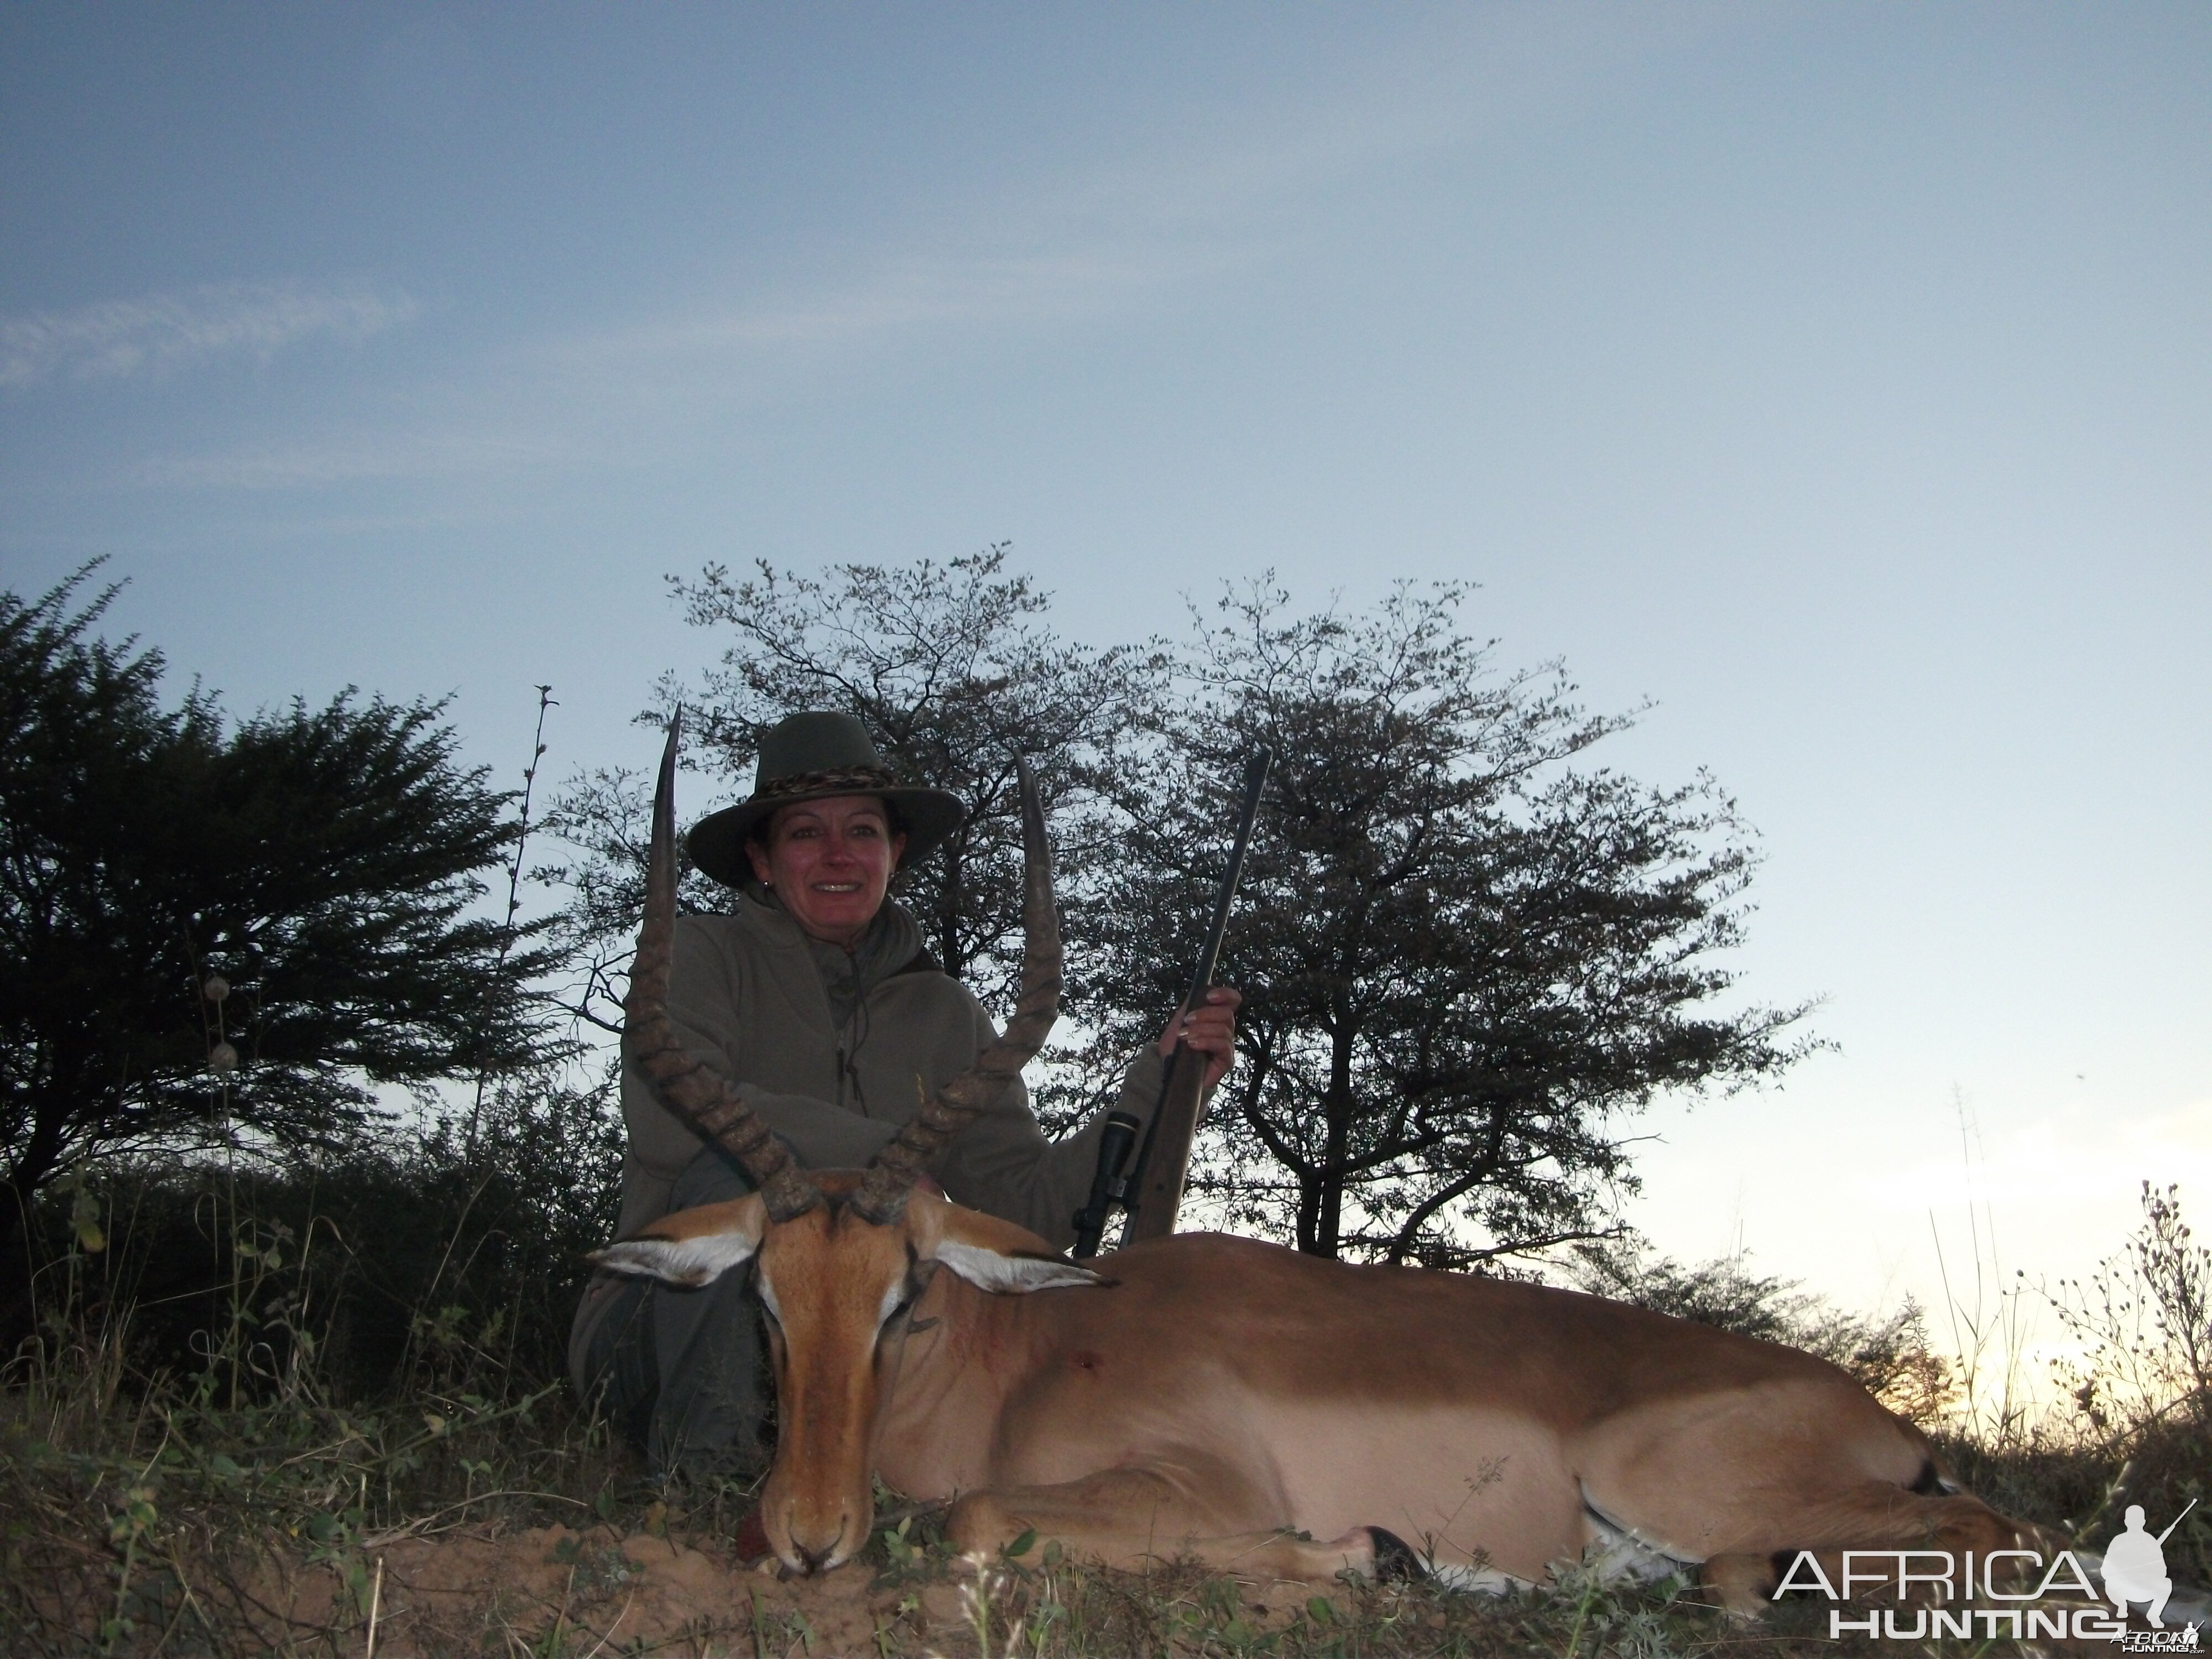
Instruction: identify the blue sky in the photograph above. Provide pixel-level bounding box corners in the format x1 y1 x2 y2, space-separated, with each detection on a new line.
4 4 2208 1328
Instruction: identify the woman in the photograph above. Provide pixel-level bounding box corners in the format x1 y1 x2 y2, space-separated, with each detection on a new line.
571 711 1238 1478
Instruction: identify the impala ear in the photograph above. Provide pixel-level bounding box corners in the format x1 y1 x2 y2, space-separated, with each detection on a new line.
935 1240 1106 1294
920 1197 1108 1295
589 1194 766 1288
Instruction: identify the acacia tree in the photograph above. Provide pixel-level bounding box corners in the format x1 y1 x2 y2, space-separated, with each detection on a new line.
546 552 1814 1266
543 546 1164 1022
0 568 560 1267
1083 580 1815 1266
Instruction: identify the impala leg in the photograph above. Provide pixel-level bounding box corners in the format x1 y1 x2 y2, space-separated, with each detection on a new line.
1577 1382 2055 1617
948 1453 1409 1585
1697 1487 2053 1616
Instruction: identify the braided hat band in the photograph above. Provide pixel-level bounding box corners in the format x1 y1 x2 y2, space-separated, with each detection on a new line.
752 764 902 805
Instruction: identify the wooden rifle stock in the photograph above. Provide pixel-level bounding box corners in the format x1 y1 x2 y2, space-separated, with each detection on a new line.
1120 1044 1211 1246
1117 745 1272 1247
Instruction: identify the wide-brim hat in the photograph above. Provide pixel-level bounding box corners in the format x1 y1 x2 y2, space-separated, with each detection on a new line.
686 711 967 887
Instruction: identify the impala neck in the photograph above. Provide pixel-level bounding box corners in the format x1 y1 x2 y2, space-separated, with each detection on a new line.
872 1271 1032 1499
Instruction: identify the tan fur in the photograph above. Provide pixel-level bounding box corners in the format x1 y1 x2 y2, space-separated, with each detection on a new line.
619 1185 2037 1608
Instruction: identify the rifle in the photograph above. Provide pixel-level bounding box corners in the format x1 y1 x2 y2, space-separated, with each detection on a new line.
2157 1498 2199 1545
1071 746 1272 1258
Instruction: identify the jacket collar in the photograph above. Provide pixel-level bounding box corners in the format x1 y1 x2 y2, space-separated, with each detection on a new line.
739 888 928 990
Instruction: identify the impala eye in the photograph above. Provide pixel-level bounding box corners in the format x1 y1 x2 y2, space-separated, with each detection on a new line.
875 1280 920 1335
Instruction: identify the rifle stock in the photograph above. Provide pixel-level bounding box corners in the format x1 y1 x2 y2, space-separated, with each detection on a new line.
1121 1043 1210 1245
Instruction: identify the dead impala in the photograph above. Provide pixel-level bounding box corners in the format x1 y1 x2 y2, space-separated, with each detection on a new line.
593 726 2042 1608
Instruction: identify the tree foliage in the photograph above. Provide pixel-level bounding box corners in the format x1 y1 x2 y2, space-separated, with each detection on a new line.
551 552 1814 1265
1081 580 1815 1265
23 1073 622 1403
0 567 560 1237
542 546 1164 1022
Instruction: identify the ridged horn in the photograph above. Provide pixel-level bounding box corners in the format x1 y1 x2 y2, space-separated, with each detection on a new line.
849 757 1061 1225
626 712 823 1223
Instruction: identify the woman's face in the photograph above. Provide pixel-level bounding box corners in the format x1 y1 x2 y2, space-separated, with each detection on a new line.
747 795 907 947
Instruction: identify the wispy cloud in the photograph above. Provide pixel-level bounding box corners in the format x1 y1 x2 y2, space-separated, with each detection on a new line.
135 425 569 492
535 8 1645 385
104 9 1682 491
559 242 1259 368
0 281 419 387
535 115 1394 378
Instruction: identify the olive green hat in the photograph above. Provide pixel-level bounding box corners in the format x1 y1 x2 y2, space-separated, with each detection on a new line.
685 711 966 887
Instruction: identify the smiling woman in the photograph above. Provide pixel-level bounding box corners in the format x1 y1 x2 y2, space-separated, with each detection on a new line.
686 710 966 942
745 797 905 947
570 711 1239 1490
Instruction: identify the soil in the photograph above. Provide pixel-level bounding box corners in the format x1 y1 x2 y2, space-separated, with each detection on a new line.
259 1523 922 1656
9 1509 1378 1655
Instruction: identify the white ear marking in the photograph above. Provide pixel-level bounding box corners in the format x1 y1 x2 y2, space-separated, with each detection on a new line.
935 1240 1105 1295
591 1231 758 1288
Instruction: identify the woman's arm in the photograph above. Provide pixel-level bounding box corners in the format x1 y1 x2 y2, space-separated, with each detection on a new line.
934 989 1242 1251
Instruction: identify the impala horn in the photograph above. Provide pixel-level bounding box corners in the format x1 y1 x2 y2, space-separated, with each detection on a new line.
849 757 1061 1225
627 713 825 1222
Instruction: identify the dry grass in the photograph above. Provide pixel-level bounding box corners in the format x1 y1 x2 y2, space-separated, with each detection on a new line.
6 1165 2209 1657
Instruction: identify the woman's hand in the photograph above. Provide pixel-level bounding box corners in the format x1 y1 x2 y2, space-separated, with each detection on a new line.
1158 986 1243 1093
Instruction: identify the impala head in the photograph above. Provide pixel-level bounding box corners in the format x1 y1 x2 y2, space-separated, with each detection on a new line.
598 716 1090 1573
596 1176 1099 1571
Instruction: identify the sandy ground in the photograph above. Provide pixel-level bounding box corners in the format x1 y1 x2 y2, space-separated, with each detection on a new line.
224 1521 1344 1657
7 1506 1384 1655
260 1523 938 1656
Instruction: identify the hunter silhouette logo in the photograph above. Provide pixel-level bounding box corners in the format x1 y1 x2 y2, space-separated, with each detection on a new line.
2104 1501 2194 1630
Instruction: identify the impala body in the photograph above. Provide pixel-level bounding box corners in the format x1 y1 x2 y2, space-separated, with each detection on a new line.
881 1229 1949 1584
605 1177 2030 1603
601 724 2040 1608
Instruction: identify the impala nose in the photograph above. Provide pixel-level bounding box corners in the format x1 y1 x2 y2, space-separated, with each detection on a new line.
790 1516 854 1574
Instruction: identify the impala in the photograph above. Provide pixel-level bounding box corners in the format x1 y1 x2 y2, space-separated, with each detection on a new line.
593 729 2042 1608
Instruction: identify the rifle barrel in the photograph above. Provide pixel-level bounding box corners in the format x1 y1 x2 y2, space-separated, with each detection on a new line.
2156 1496 2199 1544
1182 748 1272 1001
1119 745 1273 1242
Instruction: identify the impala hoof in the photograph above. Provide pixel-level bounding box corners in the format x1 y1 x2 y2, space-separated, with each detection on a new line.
1370 1527 1425 1582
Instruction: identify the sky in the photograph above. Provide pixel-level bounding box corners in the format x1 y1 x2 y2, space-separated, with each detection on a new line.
4 3 2208 1357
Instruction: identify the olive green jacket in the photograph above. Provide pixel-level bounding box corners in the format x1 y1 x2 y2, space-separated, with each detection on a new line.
580 893 1161 1348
